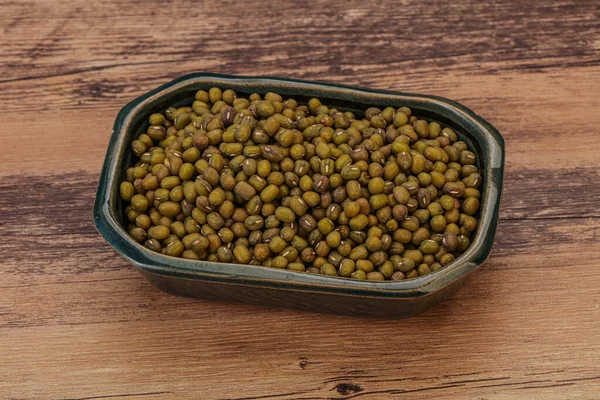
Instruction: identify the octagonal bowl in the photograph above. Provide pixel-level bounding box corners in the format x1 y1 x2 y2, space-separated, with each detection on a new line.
94 73 504 318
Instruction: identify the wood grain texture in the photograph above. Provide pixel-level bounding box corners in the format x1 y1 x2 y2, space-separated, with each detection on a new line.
1 0 599 398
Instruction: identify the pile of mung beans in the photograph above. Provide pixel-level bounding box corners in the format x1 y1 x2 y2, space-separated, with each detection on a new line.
120 88 482 281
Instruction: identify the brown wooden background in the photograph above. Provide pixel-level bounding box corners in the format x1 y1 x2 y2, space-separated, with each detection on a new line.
1 0 599 399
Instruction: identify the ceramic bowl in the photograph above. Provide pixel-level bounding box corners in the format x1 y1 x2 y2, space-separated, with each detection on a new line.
94 73 504 317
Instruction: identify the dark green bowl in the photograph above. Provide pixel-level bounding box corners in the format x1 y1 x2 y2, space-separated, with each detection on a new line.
93 73 504 318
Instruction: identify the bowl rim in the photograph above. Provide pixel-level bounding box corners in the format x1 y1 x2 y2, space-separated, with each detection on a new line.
93 72 504 298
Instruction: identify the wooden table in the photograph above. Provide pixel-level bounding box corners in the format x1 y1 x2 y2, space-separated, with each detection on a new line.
2 1 599 398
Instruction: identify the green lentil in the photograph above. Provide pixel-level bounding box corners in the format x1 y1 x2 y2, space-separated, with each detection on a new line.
121 90 482 280
316 262 335 276
350 270 366 280
130 194 149 212
120 181 135 201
